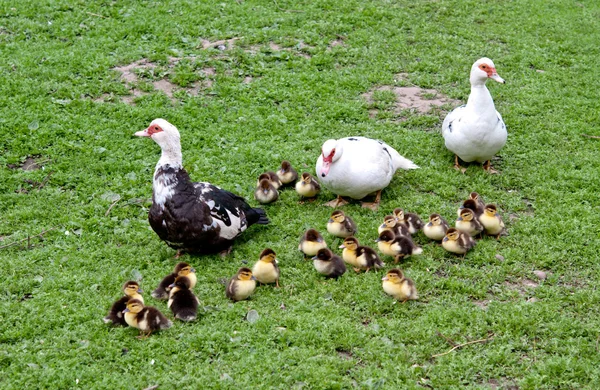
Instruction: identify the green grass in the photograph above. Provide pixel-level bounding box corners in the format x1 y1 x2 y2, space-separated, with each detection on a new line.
2 0 600 388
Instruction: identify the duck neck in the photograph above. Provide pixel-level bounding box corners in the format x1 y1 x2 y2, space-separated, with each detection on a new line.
157 143 183 171
465 82 496 117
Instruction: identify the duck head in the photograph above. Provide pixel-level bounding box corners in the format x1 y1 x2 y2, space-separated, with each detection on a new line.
470 58 505 85
135 118 182 166
319 139 342 177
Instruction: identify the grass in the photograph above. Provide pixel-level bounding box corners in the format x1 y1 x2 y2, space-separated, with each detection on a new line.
1 0 600 388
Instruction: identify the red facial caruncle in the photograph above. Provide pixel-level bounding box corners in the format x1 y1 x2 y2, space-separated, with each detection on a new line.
478 63 496 78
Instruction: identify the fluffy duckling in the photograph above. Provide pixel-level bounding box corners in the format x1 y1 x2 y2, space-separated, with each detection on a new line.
457 198 484 217
226 267 257 301
455 208 484 237
480 204 506 239
168 275 199 322
254 179 279 204
442 227 476 255
152 262 197 300
423 213 449 241
123 299 172 338
103 281 144 326
339 236 383 273
295 172 321 198
276 160 298 185
252 248 280 287
378 215 410 237
326 210 357 238
312 248 346 279
393 208 424 234
298 228 328 257
257 171 282 190
376 230 423 263
382 268 418 303
470 192 486 212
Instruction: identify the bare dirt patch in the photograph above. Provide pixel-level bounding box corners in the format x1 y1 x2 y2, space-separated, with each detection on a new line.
8 156 46 171
504 279 539 297
363 85 460 114
199 37 240 50
473 299 490 310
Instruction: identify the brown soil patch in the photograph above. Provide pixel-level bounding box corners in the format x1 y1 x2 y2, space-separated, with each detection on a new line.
504 279 539 296
327 39 345 49
473 300 490 310
199 37 240 50
363 85 459 115
8 156 44 171
336 349 353 360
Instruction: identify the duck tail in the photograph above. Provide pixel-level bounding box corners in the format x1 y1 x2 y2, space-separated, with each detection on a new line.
393 154 419 170
246 207 270 226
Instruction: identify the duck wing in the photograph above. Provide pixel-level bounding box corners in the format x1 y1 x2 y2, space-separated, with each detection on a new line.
442 104 466 139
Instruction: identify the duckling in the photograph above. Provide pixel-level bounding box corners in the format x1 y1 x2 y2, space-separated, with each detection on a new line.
123 298 172 338
376 230 423 263
479 204 506 239
226 267 257 301
167 275 199 322
254 179 279 204
312 248 346 279
298 228 328 257
393 208 424 234
455 208 484 237
423 213 449 241
378 215 410 237
339 236 383 273
457 198 484 217
326 210 357 238
470 192 486 212
103 281 144 326
152 262 197 300
442 227 476 255
382 268 418 303
295 172 321 198
257 171 282 190
252 248 280 287
276 160 298 185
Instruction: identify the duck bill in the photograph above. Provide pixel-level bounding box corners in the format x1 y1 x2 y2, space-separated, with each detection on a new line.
320 161 330 177
134 128 151 137
490 73 505 84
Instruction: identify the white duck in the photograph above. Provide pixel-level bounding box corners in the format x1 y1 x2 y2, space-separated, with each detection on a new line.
135 119 269 256
315 137 418 210
442 58 507 173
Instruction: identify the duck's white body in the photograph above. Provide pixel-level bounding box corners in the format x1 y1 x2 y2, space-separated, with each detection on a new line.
442 58 507 164
315 137 418 199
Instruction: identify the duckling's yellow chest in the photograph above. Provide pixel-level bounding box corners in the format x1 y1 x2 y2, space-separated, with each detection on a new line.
423 224 446 241
327 221 352 237
480 214 504 234
382 280 412 300
296 182 318 197
124 312 139 329
442 239 467 254
252 261 279 284
300 240 327 256
233 280 256 301
377 241 395 256
455 220 479 236
341 248 359 267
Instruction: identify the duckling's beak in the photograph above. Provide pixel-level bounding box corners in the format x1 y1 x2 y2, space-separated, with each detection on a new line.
311 255 318 261
490 72 505 84
137 288 143 293
123 308 130 313
457 217 463 221
426 222 432 227
443 237 448 242
191 268 196 273
328 218 334 223
168 283 175 289
375 238 381 242
381 276 389 281
251 276 257 281
338 244 346 249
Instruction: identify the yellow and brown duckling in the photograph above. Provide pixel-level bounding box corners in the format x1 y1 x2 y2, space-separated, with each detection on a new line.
339 236 384 273
295 172 321 198
226 267 257 302
423 213 449 241
312 248 346 279
254 179 279 204
376 230 423 263
123 298 172 338
393 208 424 234
442 227 476 255
455 208 484 237
152 262 197 300
298 228 328 257
168 275 199 322
479 204 505 239
470 192 486 212
326 210 357 238
276 160 298 185
378 215 410 237
252 248 280 287
457 198 484 217
382 268 418 303
257 171 282 190
104 281 144 326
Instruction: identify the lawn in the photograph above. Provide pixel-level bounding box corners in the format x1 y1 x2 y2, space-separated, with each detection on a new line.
1 0 600 388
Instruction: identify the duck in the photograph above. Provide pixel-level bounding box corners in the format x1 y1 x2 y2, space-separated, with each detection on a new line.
315 137 418 210
423 213 449 241
254 179 279 204
457 198 484 217
135 119 269 256
298 228 328 257
339 236 384 273
252 248 280 287
123 299 172 338
376 230 423 263
382 269 418 303
168 275 199 322
152 262 197 300
295 172 321 199
257 171 282 190
326 210 357 238
393 208 424 234
442 58 507 173
103 281 144 326
312 248 346 279
479 204 506 239
378 215 410 238
442 227 476 255
455 208 484 237
276 161 298 185
469 192 486 211
226 267 257 301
